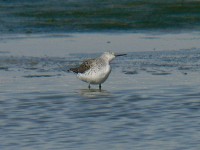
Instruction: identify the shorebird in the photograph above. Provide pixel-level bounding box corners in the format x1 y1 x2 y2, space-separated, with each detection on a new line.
69 52 126 89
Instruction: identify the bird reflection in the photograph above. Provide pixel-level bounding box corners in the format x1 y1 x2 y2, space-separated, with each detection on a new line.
78 88 111 98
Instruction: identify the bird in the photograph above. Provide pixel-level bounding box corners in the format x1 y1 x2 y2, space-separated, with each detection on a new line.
69 52 126 90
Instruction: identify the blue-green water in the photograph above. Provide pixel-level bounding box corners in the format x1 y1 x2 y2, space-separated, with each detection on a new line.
1 0 200 33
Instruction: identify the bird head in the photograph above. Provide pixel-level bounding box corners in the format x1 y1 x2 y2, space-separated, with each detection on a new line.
102 52 126 62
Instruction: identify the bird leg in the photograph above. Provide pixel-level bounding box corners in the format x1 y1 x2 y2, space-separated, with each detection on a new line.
99 84 101 90
88 84 91 89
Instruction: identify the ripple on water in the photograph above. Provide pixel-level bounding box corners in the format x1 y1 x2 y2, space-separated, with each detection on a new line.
23 74 61 78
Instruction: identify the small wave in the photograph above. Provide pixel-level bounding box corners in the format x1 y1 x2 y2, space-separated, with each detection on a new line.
0 66 9 71
23 74 58 78
151 72 171 76
123 70 138 75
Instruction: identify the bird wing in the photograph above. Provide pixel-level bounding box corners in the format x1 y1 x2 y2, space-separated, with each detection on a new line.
69 59 95 73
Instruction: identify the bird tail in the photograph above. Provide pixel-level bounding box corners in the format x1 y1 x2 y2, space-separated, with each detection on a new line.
68 68 79 73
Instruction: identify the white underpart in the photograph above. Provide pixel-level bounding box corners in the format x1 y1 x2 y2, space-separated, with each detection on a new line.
77 64 111 84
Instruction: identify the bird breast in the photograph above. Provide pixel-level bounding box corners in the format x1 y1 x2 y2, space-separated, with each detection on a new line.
77 64 111 84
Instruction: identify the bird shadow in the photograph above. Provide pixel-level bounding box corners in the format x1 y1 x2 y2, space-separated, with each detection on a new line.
78 88 111 98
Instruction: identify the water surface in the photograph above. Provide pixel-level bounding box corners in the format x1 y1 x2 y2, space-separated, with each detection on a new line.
0 33 200 149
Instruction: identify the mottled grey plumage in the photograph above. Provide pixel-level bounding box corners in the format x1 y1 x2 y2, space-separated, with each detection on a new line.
70 59 95 73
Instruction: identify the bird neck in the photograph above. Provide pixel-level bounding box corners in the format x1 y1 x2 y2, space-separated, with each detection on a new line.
100 54 114 63
100 56 110 64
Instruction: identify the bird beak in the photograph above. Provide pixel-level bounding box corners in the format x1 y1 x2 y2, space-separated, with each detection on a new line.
115 53 127 57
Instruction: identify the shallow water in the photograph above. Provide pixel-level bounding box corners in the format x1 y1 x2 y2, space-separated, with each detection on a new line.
0 33 200 149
